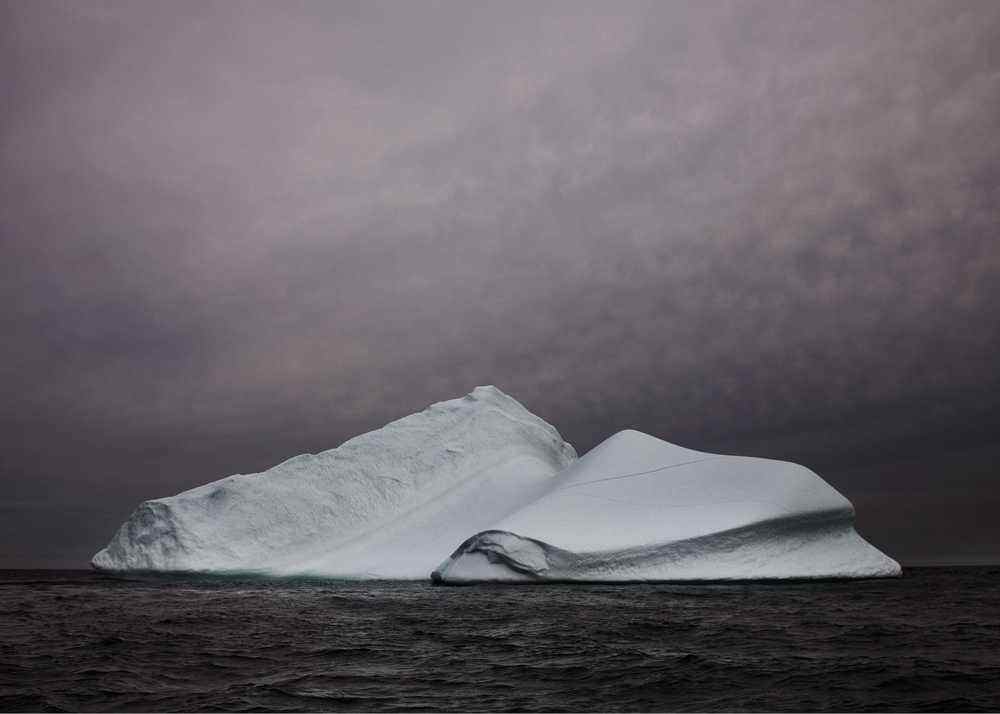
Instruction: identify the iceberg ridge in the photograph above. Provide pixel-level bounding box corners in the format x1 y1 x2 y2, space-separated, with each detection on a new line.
92 386 577 578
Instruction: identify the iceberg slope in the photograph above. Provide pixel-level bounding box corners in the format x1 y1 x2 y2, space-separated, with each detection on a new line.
432 430 900 583
92 386 577 578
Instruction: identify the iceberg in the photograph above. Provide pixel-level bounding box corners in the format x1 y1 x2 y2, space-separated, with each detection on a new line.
432 429 900 582
91 386 577 578
93 386 899 582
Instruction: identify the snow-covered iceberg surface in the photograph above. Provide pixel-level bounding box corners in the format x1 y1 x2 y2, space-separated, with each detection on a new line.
92 386 577 578
432 430 900 583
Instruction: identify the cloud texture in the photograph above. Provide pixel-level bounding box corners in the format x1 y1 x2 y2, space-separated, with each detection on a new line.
2 0 999 566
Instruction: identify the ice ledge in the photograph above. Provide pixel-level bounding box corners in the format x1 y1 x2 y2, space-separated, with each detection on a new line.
432 513 901 584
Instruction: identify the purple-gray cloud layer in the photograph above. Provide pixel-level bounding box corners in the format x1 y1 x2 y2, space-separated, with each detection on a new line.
2 0 999 567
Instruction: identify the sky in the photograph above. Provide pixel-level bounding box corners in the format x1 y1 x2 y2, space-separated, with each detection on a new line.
2 0 999 568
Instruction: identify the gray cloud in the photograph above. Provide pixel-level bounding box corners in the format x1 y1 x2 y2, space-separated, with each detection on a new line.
2 0 999 566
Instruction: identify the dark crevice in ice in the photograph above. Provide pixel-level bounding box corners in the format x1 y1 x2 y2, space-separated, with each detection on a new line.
552 457 719 492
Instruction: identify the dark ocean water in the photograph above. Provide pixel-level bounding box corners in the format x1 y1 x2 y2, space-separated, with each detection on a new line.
1 567 999 712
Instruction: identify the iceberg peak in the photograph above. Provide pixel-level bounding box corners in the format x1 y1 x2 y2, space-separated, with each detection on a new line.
92 386 577 578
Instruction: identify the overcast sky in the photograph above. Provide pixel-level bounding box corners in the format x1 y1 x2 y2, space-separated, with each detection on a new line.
2 0 999 568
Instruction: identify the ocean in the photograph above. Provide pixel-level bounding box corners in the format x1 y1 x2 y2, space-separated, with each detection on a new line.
1 567 998 712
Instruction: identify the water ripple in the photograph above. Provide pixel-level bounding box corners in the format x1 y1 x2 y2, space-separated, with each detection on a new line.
0 568 998 711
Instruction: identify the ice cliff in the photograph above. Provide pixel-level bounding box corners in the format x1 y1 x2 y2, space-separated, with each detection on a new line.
92 386 577 578
432 429 900 583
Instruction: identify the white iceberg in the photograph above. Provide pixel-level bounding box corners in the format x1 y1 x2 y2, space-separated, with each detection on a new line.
92 386 577 578
432 429 901 583
93 386 899 582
